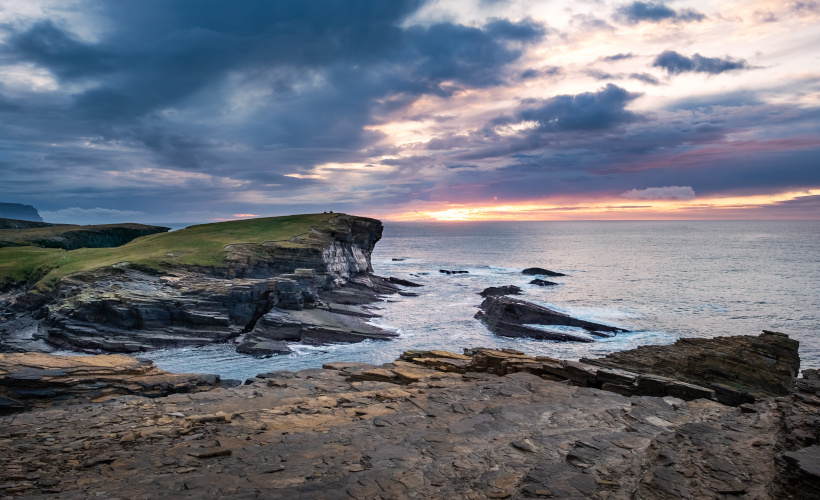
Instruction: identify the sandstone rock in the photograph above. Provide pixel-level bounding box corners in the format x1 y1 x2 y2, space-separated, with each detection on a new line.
2 342 813 499
582 330 800 405
0 352 223 414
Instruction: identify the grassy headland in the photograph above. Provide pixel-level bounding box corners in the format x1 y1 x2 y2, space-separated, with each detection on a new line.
0 213 336 291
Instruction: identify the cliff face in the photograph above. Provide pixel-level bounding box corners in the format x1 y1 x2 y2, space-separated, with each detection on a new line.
0 223 170 250
0 203 42 222
222 214 382 281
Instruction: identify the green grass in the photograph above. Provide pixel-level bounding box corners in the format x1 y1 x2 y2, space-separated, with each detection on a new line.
0 213 336 291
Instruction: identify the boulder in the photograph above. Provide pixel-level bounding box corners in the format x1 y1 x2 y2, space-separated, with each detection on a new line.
522 267 566 277
479 285 522 297
235 340 292 357
475 296 626 341
529 279 556 286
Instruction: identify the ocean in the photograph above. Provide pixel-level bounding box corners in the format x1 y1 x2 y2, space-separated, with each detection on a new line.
142 220 820 381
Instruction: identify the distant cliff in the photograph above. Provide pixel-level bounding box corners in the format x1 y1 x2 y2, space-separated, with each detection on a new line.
0 222 170 250
0 203 42 222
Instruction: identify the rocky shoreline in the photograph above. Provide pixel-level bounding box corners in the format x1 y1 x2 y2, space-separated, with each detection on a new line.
0 331 818 499
0 214 414 356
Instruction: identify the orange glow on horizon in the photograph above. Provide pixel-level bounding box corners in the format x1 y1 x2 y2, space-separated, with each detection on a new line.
385 189 820 221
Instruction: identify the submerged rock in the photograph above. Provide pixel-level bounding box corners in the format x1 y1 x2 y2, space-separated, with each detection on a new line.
235 340 292 357
386 276 423 287
522 267 566 277
479 285 522 297
475 295 626 341
529 279 556 286
439 269 469 274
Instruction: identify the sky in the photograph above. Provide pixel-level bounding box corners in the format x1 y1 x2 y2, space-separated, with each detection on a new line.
0 0 818 223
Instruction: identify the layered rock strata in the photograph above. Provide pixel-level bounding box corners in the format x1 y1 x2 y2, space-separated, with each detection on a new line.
0 332 817 499
476 295 627 341
581 330 800 406
0 353 225 415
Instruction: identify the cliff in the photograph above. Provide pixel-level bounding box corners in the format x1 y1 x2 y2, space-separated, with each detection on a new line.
0 221 169 250
0 332 817 499
0 203 42 222
1 214 408 354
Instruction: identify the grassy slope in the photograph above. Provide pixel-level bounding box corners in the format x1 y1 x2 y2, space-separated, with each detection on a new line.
0 213 335 291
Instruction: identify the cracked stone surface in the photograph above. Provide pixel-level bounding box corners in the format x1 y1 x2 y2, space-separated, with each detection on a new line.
1 339 818 499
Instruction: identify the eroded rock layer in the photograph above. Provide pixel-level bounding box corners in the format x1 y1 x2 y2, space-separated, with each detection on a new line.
0 333 817 499
0 353 225 415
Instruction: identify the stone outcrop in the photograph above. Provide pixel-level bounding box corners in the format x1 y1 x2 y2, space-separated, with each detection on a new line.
0 223 169 250
529 278 556 286
32 269 404 354
476 295 627 341
0 352 226 415
582 330 800 406
479 285 522 297
236 305 397 355
0 204 42 222
221 214 382 282
522 267 565 277
0 332 816 499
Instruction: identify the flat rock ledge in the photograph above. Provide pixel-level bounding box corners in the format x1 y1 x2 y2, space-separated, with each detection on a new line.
0 331 818 499
0 353 226 415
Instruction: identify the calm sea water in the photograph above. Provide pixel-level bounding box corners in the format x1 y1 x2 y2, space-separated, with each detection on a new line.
143 221 820 381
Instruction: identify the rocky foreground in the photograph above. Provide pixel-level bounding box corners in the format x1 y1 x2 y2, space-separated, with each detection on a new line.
1 331 818 499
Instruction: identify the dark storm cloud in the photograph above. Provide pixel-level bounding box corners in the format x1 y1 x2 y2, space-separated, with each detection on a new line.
0 0 549 205
616 2 706 24
514 84 642 132
652 51 750 75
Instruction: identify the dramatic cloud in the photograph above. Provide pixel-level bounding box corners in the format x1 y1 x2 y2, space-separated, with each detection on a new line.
621 186 696 200
514 84 642 132
652 51 750 75
0 0 817 222
616 2 705 24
